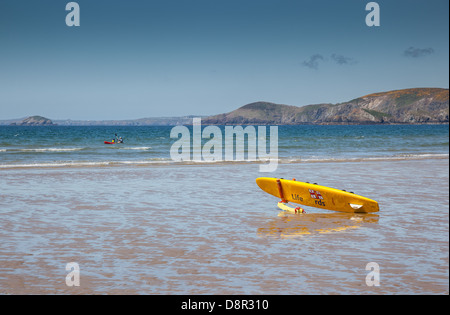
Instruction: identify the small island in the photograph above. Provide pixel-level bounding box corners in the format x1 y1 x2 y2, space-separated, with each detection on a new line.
10 116 56 126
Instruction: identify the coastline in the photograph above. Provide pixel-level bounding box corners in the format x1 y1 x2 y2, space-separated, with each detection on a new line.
1 121 449 126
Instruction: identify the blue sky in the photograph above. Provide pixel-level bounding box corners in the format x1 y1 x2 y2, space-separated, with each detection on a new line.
0 0 448 120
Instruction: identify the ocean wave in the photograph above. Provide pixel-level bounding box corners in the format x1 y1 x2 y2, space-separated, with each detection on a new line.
0 159 173 169
280 153 449 163
0 158 253 169
122 146 152 151
0 153 447 170
0 147 84 153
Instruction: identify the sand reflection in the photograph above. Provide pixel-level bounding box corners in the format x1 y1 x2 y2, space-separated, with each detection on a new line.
258 211 379 238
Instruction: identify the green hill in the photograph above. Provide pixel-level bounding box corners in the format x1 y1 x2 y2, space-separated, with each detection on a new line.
203 88 449 125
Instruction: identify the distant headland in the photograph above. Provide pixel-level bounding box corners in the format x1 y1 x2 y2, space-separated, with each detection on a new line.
204 88 449 125
1 88 448 126
9 115 57 126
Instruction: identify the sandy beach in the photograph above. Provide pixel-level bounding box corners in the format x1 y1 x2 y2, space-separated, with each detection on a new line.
0 157 448 295
1 0 448 299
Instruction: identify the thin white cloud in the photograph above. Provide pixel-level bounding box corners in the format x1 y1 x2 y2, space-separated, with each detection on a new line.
331 54 357 65
404 47 435 58
302 54 324 70
303 53 357 69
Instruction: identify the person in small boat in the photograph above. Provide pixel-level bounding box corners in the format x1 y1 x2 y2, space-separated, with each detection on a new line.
110 133 123 144
112 133 122 144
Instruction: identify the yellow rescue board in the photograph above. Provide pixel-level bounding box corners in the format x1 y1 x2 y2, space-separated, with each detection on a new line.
256 178 379 213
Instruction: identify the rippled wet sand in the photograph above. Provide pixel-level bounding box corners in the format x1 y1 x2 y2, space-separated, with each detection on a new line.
0 159 448 294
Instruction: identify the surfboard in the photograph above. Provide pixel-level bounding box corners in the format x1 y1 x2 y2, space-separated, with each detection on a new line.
256 178 379 213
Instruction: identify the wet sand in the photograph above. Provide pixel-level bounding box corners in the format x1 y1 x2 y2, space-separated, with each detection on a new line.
0 158 448 294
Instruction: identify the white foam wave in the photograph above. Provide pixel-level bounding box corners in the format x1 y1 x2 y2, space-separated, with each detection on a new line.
0 153 447 170
0 147 84 153
0 159 173 169
280 153 449 163
122 147 152 151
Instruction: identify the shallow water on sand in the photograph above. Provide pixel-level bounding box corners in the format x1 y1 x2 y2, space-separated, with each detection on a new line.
0 158 448 294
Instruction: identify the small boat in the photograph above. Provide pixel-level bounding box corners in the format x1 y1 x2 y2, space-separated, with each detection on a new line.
104 134 123 145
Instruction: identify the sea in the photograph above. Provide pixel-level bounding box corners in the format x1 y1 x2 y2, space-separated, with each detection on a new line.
0 124 448 168
0 124 449 295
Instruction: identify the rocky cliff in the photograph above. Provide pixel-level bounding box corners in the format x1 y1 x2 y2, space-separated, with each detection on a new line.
203 88 449 125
